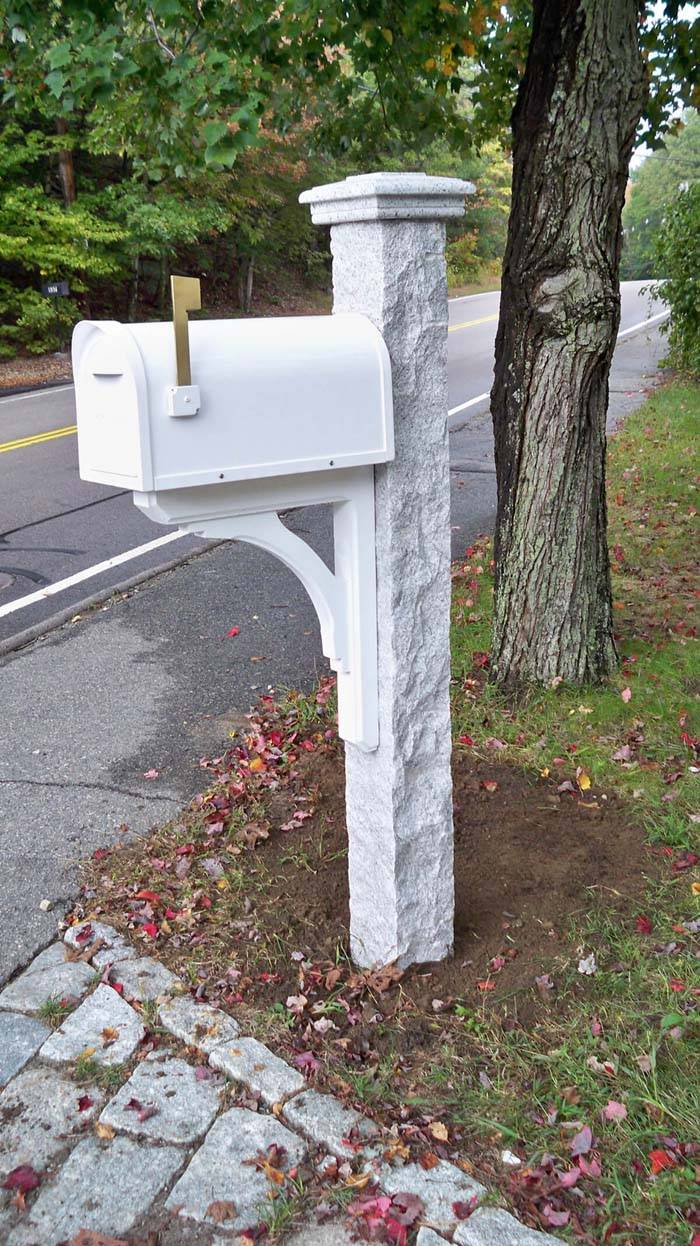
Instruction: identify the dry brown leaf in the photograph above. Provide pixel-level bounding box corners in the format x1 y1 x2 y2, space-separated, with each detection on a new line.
344 1171 372 1190
419 1151 440 1170
95 1122 115 1140
205 1199 237 1224
429 1121 449 1142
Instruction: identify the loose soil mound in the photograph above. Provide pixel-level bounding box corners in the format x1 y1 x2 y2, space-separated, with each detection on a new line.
85 736 652 1040
219 748 651 1028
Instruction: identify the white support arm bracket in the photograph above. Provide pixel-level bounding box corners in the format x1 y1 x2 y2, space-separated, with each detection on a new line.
134 467 379 751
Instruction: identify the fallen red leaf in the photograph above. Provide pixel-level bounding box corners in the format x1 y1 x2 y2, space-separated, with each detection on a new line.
635 915 653 935
453 1197 479 1220
225 626 240 638
2 1165 40 1194
77 1094 94 1112
649 1149 676 1176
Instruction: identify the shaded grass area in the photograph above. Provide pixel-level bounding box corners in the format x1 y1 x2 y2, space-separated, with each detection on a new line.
77 382 699 1245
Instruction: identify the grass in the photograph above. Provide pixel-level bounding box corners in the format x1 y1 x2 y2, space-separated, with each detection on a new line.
37 996 77 1028
439 380 699 1243
72 1054 127 1093
451 381 698 831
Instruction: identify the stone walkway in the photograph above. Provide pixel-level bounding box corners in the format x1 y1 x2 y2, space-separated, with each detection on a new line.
0 922 565 1246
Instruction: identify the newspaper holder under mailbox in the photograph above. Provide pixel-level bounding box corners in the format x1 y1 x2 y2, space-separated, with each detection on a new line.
73 286 394 752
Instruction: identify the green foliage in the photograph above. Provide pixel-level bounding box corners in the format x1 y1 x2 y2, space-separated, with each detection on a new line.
622 110 700 279
652 184 700 376
446 232 481 283
0 1 696 354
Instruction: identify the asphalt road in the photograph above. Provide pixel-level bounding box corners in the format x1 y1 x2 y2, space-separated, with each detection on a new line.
0 281 664 643
0 282 668 982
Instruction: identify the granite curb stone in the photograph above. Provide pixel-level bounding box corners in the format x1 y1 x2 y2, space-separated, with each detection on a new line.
64 920 137 969
109 955 179 1001
378 1160 486 1234
158 993 240 1052
7 1136 183 1246
283 1088 379 1158
165 1105 307 1230
0 940 563 1246
454 1207 565 1245
39 982 145 1066
0 942 94 1014
0 1065 105 1182
209 1034 305 1105
99 1051 223 1144
285 1224 359 1245
0 1011 50 1087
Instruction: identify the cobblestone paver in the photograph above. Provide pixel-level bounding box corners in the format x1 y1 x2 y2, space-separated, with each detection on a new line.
0 1012 49 1086
0 936 563 1245
454 1207 568 1245
0 943 94 1014
379 1159 486 1234
108 955 179 1001
40 982 145 1066
0 1066 104 1180
165 1105 307 1231
99 1051 223 1144
209 1033 305 1104
65 919 138 969
416 1230 450 1245
158 993 240 1052
283 1088 378 1158
7 1136 183 1246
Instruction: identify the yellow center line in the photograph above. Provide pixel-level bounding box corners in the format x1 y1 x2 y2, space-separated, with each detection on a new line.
448 312 499 333
0 424 77 454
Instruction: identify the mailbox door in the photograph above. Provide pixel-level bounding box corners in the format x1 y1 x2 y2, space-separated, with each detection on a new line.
73 322 153 490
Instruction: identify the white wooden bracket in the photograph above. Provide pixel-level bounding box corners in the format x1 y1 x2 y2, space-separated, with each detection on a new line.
134 467 379 751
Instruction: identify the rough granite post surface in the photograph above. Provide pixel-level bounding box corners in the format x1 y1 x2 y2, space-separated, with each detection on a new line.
300 173 472 967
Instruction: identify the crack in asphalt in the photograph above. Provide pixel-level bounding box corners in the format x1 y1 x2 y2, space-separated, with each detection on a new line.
0 777 182 803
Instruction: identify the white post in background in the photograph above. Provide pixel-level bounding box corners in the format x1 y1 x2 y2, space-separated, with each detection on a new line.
301 173 472 968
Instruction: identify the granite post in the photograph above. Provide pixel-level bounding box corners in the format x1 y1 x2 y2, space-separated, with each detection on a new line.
300 173 472 967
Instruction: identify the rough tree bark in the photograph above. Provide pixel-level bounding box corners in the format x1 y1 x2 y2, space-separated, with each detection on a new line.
55 117 76 206
490 0 647 686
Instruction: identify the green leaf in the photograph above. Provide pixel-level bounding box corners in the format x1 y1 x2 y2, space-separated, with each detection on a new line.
44 71 66 98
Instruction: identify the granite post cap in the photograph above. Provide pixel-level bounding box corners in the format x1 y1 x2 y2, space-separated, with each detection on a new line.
300 171 474 225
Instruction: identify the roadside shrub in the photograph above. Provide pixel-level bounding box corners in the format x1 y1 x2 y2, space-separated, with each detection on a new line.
446 231 481 283
652 184 700 376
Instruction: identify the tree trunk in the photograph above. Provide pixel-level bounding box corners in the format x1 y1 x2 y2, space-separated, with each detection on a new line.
490 0 647 686
128 256 140 320
55 117 76 206
245 254 255 313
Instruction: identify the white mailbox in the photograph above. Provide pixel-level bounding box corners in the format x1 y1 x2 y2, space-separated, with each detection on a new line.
73 314 393 492
73 291 394 753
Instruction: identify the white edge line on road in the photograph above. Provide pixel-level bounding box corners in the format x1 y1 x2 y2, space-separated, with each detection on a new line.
449 289 500 304
0 530 185 620
0 384 74 407
447 310 669 417
616 310 668 339
448 391 491 418
1 308 670 622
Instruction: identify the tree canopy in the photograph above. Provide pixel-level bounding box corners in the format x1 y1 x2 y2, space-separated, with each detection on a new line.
622 108 700 279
